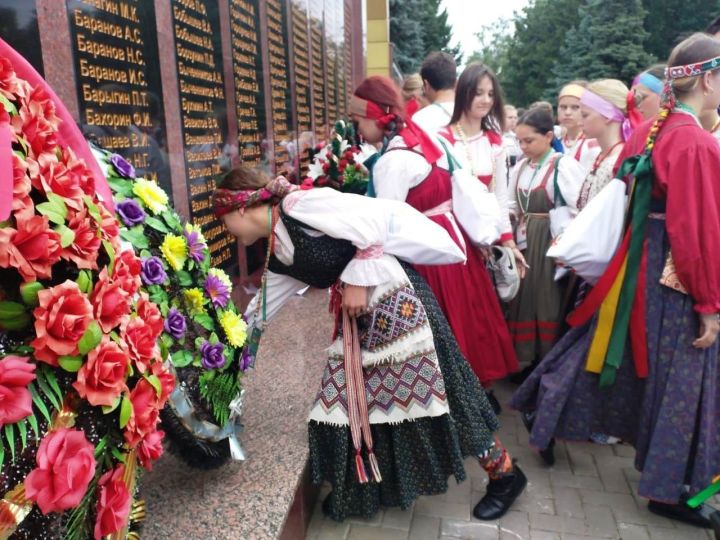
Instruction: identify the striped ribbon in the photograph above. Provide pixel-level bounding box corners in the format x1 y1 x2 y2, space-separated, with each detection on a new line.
567 153 652 386
342 309 382 483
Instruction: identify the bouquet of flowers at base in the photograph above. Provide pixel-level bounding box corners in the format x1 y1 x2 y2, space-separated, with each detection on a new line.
305 119 376 194
0 43 171 539
96 148 249 469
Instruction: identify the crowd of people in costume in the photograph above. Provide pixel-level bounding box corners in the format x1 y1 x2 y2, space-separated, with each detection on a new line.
211 25 720 533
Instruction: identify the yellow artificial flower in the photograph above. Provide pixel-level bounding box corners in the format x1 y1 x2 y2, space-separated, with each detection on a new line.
133 178 168 214
160 234 188 271
219 310 247 348
184 222 207 244
209 268 232 292
184 288 206 315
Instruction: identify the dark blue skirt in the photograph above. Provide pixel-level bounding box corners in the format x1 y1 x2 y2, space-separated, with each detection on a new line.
509 216 720 503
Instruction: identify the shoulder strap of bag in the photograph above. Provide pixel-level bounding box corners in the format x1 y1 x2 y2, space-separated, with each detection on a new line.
436 137 461 175
552 155 566 206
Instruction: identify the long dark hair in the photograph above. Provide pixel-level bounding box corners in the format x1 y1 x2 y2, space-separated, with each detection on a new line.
450 62 506 133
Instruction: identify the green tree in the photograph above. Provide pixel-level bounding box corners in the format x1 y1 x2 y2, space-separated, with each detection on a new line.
421 0 462 64
642 0 720 61
500 0 583 106
466 18 513 76
547 0 653 97
389 0 425 73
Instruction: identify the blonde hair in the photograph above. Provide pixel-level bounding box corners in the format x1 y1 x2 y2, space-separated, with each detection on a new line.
586 79 630 113
402 73 424 101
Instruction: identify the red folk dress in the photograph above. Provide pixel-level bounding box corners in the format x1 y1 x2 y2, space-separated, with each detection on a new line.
373 136 518 385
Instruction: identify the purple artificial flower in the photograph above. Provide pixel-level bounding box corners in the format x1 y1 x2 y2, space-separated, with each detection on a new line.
164 308 187 339
200 341 226 370
116 199 146 227
110 154 136 178
183 228 206 263
204 274 230 309
240 348 253 372
141 256 168 285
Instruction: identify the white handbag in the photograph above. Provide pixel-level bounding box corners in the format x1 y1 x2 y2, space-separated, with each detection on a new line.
546 178 627 284
438 139 502 246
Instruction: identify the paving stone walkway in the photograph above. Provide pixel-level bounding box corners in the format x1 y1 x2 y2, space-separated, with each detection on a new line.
306 380 717 540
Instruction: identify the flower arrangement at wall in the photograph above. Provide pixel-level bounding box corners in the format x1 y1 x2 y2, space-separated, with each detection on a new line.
96 148 249 469
0 49 172 539
305 120 374 194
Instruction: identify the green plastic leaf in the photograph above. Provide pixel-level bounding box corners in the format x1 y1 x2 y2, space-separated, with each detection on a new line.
146 374 162 397
161 211 182 231
209 332 219 345
101 397 121 415
119 395 132 429
111 447 127 463
29 384 51 423
78 321 102 356
76 270 93 294
17 420 27 450
170 349 193 368
55 224 76 248
19 282 43 307
176 270 192 287
0 94 18 115
94 436 108 457
102 239 116 275
43 367 64 404
35 370 61 411
145 216 169 233
140 249 152 259
0 444 4 471
120 226 149 249
58 355 83 373
36 202 65 225
4 424 15 464
107 177 134 197
13 345 34 355
194 313 214 332
27 414 39 440
46 193 68 218
82 195 103 224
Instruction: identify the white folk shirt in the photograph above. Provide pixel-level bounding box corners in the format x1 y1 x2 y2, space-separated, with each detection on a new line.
412 101 454 136
562 134 601 174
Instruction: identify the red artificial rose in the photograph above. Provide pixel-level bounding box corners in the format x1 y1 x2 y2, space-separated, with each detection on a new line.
322 162 330 173
11 154 33 221
137 429 165 470
24 428 96 514
61 208 101 270
113 250 142 296
60 146 95 197
0 215 62 282
72 336 129 407
136 296 163 340
339 158 348 169
91 269 130 333
123 379 161 448
12 100 58 160
19 84 59 130
93 465 131 540
0 56 21 100
98 203 121 251
150 361 174 406
26 154 83 210
31 280 93 366
121 318 159 374
0 356 36 426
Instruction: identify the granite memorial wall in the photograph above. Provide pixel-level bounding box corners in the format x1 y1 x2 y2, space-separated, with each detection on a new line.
0 0 363 275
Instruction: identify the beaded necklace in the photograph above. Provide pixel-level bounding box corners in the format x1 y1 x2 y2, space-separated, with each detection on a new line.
454 123 497 191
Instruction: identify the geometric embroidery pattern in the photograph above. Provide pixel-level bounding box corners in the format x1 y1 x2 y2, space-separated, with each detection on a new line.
353 286 428 351
316 353 447 415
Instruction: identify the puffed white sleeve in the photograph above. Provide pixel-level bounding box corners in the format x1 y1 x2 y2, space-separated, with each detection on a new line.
492 145 513 242
283 188 464 287
372 148 432 201
553 156 587 211
243 271 309 329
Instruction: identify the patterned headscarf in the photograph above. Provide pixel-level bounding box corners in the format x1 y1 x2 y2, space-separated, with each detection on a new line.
663 55 720 108
212 175 299 218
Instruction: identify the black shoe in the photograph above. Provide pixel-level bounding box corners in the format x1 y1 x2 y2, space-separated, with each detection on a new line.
520 411 555 466
509 363 536 385
486 390 502 416
711 510 720 538
539 440 556 467
473 464 527 520
648 498 717 529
